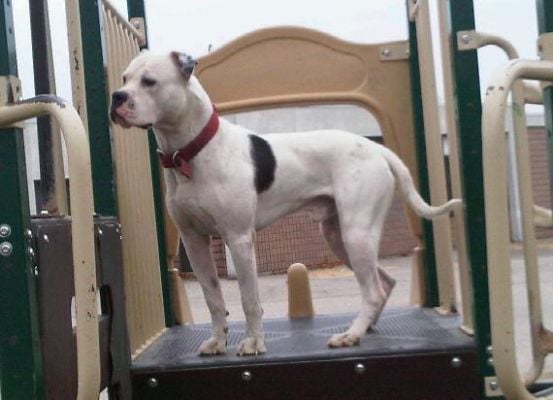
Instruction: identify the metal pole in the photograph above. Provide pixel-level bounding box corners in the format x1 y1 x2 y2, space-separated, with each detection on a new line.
406 1 440 307
447 1 497 398
0 2 45 398
29 0 68 215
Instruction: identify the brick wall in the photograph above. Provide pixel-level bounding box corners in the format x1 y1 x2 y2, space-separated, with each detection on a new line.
528 127 553 238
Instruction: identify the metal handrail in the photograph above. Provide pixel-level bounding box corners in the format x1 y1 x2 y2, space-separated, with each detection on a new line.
459 30 549 386
0 96 99 400
482 59 553 400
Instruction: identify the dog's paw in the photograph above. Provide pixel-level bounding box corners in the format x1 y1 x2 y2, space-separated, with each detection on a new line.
236 336 266 356
199 336 227 356
327 332 361 348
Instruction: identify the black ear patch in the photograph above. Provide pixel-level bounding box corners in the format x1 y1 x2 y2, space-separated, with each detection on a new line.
249 135 276 193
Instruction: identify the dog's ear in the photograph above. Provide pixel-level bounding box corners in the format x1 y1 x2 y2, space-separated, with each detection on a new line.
170 51 197 80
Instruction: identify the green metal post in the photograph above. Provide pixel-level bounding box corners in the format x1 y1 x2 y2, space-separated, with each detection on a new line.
407 3 440 307
78 0 117 216
447 1 498 398
126 0 175 327
0 1 45 398
536 1 553 209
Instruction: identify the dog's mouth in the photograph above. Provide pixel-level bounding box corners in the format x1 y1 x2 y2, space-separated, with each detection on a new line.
110 106 152 130
110 105 132 128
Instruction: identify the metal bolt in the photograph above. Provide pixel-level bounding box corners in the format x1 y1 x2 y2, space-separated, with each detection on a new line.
27 247 35 261
381 48 391 57
461 33 470 45
0 224 12 238
486 345 493 354
451 357 462 368
489 379 499 391
24 229 33 241
354 363 366 374
33 266 39 276
42 234 49 243
97 228 104 237
147 377 158 388
0 242 13 256
487 357 494 366
241 370 252 381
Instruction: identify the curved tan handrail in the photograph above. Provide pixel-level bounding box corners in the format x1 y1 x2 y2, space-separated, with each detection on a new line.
0 96 99 400
483 59 553 400
463 31 548 386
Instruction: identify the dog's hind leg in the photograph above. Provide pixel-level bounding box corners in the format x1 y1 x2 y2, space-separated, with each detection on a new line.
325 188 395 347
321 215 395 304
225 233 266 356
180 232 229 355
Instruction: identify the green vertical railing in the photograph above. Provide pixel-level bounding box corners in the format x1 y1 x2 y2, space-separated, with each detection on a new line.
536 1 553 211
78 0 117 216
447 1 498 398
126 0 175 327
406 3 440 307
0 1 45 399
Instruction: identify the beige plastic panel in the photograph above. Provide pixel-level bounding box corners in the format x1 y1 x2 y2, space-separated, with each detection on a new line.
103 3 166 356
192 26 422 240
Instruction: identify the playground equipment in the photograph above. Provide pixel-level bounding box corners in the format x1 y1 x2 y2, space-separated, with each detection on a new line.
1 0 553 399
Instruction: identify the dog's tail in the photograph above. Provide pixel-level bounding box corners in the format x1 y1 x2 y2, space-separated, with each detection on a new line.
381 147 462 219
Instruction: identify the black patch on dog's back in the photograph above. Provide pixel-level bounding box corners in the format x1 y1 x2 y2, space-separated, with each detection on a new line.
249 135 276 193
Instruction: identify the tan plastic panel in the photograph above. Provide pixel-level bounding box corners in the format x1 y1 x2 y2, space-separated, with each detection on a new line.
103 4 166 356
193 27 421 244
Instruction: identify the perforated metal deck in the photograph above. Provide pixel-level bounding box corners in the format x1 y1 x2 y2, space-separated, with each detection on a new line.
133 307 473 371
131 307 479 400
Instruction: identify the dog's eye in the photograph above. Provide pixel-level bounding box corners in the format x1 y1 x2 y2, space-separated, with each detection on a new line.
141 77 157 87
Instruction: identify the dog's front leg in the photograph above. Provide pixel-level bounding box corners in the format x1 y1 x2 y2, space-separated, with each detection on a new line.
180 233 228 355
226 234 266 356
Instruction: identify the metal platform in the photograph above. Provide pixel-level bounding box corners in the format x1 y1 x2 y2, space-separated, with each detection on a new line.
131 307 480 400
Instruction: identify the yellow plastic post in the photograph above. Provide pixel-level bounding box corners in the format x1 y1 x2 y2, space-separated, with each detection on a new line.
287 263 314 318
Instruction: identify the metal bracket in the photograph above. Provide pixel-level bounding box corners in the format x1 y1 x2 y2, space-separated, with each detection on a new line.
407 0 420 22
129 17 147 47
538 32 553 61
379 42 410 61
0 75 22 106
457 30 479 51
484 376 503 397
537 33 553 90
0 76 24 128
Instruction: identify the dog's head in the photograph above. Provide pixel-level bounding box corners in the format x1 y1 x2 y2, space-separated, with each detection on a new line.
110 50 197 129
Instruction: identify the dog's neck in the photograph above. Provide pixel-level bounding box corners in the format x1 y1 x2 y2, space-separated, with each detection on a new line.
152 76 215 154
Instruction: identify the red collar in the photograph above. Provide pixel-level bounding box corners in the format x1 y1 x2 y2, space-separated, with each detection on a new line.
157 106 219 178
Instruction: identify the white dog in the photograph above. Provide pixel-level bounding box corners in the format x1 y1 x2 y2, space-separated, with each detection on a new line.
110 51 461 356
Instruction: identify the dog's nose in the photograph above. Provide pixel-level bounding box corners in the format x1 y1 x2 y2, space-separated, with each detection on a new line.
111 91 129 108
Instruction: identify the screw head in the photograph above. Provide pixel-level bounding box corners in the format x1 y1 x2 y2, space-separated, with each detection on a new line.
489 379 499 391
486 345 493 354
24 229 33 241
0 224 12 238
381 48 391 57
26 247 35 261
0 242 13 256
461 33 470 44
241 370 252 381
487 357 494 366
451 357 462 368
42 234 49 243
97 228 104 237
354 363 366 374
147 377 158 388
